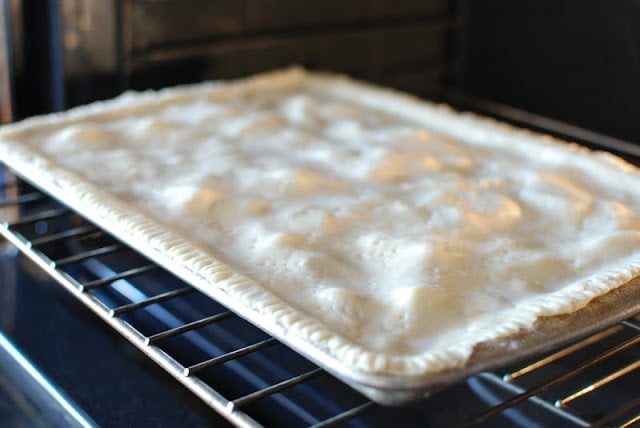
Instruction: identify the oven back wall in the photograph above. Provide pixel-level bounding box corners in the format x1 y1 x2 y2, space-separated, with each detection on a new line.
461 0 640 143
7 0 639 145
4 0 456 120
59 0 453 112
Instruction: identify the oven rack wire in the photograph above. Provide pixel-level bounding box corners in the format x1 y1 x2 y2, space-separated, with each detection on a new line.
2 167 640 427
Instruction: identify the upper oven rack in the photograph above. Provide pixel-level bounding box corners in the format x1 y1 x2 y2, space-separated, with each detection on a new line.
2 164 640 427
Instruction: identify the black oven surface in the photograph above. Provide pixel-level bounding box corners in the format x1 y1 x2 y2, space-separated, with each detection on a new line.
0 254 229 427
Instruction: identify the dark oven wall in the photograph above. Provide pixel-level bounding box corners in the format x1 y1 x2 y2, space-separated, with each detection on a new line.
123 0 453 98
7 0 640 146
8 0 454 119
459 0 640 144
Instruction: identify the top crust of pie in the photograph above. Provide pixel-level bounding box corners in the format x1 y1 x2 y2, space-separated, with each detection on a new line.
2 67 640 378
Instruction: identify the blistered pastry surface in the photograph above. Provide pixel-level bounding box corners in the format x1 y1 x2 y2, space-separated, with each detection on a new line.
2 68 640 376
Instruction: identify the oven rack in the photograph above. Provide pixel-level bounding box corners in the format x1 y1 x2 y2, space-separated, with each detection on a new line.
2 168 640 427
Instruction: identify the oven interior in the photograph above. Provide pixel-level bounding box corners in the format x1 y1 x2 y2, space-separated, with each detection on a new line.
1 1 640 427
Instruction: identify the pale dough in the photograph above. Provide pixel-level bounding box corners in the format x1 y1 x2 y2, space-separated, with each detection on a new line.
2 68 640 375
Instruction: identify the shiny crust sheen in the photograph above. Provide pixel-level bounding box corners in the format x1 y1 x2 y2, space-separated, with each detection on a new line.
2 68 640 378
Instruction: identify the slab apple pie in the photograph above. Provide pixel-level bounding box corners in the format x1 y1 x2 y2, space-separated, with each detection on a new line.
2 68 640 395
